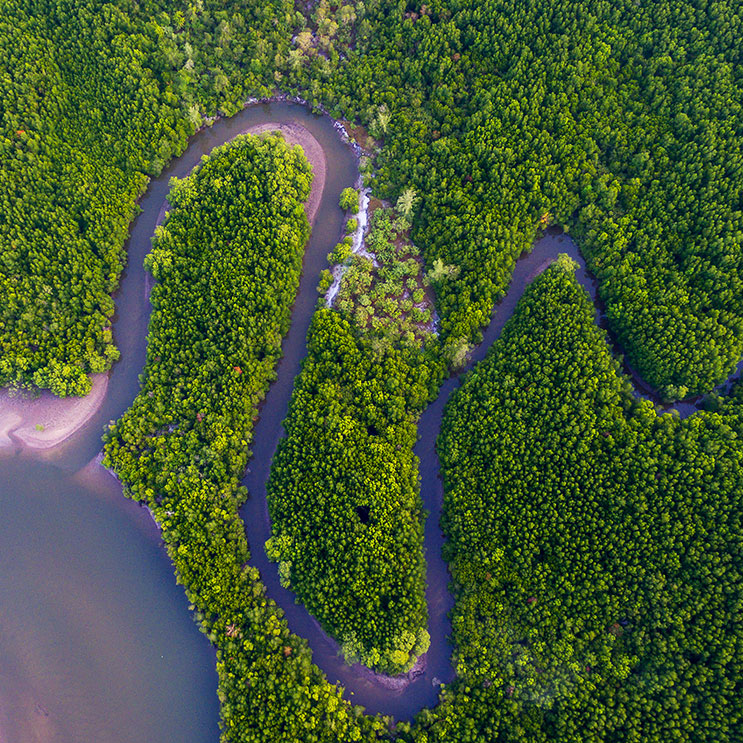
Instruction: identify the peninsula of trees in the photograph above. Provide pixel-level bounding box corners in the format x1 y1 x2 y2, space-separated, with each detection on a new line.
436 258 743 741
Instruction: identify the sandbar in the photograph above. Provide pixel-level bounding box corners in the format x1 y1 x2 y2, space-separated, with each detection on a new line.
0 373 108 451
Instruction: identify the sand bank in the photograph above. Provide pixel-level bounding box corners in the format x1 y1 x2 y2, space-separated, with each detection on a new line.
0 374 108 451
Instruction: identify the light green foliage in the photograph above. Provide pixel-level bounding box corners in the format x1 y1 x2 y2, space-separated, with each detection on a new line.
102 135 382 741
334 209 434 346
432 260 743 741
368 104 390 139
395 188 417 222
328 240 353 264
444 336 471 371
289 0 357 58
339 186 360 213
426 258 461 286
317 268 334 296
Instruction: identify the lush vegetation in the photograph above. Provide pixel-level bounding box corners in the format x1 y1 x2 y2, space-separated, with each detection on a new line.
340 186 360 213
103 135 386 741
7 1 743 396
0 0 295 394
7 0 743 739
262 200 440 676
300 0 743 397
431 257 743 741
332 206 435 347
266 308 433 674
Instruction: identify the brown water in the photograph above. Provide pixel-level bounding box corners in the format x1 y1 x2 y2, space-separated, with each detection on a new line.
1 103 731 740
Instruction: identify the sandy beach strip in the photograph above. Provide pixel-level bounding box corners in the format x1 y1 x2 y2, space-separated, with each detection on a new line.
0 373 108 451
0 411 22 449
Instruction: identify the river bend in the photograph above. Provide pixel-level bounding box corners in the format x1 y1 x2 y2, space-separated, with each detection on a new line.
1 102 732 738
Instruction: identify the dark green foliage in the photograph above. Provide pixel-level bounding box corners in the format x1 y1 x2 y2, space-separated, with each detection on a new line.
108 132 311 495
314 0 743 396
432 258 743 741
0 0 295 394
266 309 432 674
102 136 383 741
7 0 743 397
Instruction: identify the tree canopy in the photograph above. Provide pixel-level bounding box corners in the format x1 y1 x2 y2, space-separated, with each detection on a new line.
431 258 743 742
267 308 432 674
0 0 295 393
6 0 743 395
6 0 743 739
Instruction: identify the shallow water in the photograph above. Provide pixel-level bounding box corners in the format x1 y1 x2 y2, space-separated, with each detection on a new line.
0 457 218 743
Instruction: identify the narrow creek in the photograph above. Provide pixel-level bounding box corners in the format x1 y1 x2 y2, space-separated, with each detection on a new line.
1 102 733 739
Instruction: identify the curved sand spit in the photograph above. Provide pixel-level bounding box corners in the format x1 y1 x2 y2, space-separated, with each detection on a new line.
0 123 324 453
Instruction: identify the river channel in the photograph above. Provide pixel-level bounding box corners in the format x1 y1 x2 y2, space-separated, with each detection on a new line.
1 102 722 740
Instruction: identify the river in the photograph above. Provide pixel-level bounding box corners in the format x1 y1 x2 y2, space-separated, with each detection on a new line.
0 102 723 740
0 103 356 742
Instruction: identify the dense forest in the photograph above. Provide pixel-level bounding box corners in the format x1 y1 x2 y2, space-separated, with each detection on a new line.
0 0 293 393
263 197 445 674
331 205 436 346
4 0 743 396
5 0 743 740
312 0 743 397
102 135 386 741
433 258 743 742
266 308 432 674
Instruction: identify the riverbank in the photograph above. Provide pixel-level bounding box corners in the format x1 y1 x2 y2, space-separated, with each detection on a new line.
0 374 108 452
325 187 373 306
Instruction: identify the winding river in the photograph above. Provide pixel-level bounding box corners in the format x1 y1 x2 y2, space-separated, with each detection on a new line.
1 102 730 740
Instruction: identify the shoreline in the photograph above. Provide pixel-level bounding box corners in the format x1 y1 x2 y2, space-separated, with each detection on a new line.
0 118 326 456
0 374 108 452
